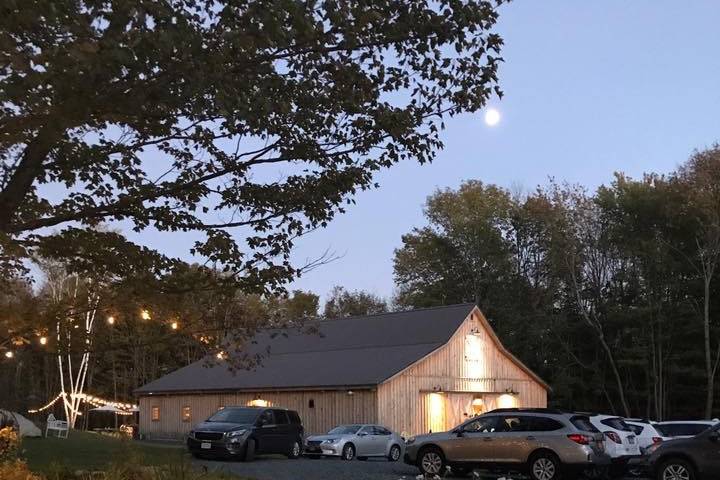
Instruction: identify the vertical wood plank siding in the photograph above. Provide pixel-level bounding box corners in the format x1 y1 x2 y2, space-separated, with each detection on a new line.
377 309 547 436
139 389 376 439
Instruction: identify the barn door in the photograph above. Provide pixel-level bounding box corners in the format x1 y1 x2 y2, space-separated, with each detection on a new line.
445 394 474 430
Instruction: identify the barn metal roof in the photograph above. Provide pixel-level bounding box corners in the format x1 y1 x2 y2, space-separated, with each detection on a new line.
135 303 546 394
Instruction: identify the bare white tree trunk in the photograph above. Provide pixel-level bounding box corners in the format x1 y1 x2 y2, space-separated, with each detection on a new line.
45 265 101 428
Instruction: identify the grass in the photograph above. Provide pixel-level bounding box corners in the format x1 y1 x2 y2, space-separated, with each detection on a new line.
20 430 187 474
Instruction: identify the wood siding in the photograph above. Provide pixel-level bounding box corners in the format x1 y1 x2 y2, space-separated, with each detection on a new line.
139 389 376 439
377 308 547 436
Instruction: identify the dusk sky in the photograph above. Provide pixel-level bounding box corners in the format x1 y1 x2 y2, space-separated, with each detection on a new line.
284 1 720 303
111 2 720 305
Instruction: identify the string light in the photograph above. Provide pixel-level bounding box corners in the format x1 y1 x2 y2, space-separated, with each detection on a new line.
107 316 115 325
4 351 13 359
28 392 66 413
140 309 151 320
216 351 226 360
39 337 48 346
171 321 178 330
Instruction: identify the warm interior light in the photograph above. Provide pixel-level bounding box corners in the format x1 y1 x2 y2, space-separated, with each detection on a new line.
39 336 48 346
428 393 445 433
471 397 485 415
497 393 517 409
4 351 14 359
248 398 269 407
140 310 151 320
171 321 178 330
107 316 115 325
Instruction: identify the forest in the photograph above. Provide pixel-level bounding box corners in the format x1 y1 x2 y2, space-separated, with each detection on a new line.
2 146 720 423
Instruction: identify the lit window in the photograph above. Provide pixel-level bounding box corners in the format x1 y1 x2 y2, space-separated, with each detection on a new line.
182 406 191 422
151 406 160 421
248 398 269 407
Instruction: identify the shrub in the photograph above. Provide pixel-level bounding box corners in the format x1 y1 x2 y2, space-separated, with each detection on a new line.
0 459 44 480
0 426 20 461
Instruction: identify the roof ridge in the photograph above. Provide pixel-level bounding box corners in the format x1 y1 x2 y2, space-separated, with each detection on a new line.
321 302 476 323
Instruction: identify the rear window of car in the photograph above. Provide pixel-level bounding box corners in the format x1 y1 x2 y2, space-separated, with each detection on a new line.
529 417 565 431
273 410 289 425
656 423 712 437
570 416 600 433
600 417 632 432
287 411 301 425
627 424 644 435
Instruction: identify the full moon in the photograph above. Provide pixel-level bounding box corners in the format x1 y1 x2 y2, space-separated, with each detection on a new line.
484 108 501 126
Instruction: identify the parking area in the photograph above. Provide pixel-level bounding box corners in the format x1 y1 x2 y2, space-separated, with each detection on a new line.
195 456 645 480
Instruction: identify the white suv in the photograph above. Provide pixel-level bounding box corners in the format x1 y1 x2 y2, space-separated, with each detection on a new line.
587 415 641 461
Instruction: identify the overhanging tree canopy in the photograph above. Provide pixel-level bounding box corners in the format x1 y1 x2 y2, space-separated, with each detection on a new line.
0 0 505 288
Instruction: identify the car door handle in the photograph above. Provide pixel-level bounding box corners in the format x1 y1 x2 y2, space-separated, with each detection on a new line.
526 436 536 440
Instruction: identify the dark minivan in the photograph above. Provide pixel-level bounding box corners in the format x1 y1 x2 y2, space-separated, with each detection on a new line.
187 406 304 461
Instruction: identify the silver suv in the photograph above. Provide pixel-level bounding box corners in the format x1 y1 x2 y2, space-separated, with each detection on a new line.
403 408 610 480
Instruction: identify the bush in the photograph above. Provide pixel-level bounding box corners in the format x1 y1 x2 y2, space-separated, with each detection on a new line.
1 426 20 461
0 460 44 480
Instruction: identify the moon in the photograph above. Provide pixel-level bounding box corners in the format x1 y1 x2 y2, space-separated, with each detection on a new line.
484 108 501 127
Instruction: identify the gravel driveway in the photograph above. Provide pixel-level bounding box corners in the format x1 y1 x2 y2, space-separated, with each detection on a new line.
195 456 644 480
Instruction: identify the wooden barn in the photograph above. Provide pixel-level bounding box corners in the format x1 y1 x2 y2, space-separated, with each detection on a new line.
136 304 549 439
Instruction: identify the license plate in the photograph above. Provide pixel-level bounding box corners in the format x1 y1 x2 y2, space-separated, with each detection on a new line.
201 442 211 449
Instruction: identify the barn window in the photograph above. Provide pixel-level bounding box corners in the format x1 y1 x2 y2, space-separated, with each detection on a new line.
181 406 191 422
151 406 160 421
308 399 315 409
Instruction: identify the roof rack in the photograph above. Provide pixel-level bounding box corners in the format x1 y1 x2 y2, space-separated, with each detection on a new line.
487 408 567 414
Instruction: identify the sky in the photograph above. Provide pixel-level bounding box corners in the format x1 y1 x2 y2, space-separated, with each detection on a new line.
285 1 720 303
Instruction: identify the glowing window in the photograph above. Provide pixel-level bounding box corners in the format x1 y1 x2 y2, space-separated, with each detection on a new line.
249 398 269 407
182 406 191 422
151 406 160 421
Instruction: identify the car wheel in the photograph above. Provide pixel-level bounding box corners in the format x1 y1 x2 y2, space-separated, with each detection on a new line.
529 452 561 480
388 444 401 462
341 443 355 461
242 438 256 462
287 439 302 459
418 447 445 476
657 459 695 480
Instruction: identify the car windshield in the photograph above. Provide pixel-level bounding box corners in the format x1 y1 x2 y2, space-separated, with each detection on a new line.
206 408 260 424
328 425 362 435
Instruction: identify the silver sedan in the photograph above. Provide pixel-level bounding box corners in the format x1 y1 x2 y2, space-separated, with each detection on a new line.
304 424 404 461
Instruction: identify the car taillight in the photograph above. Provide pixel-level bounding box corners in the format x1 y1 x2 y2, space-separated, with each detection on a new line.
567 434 591 445
604 431 622 444
652 437 663 444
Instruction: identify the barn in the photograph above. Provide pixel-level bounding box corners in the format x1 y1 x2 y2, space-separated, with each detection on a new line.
136 304 549 439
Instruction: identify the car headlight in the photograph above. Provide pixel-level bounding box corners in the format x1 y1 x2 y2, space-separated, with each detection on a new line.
405 436 416 445
227 429 247 438
322 438 340 444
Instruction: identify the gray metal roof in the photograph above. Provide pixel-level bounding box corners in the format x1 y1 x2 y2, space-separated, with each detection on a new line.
136 303 476 394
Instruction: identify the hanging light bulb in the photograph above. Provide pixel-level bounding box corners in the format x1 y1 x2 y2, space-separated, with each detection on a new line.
171 321 178 330
107 316 115 325
4 351 13 359
39 336 48 346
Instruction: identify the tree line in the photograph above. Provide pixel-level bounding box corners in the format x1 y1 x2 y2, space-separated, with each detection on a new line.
393 146 720 420
4 146 720 421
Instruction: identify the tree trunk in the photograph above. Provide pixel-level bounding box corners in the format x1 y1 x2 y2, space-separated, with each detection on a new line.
704 278 714 419
598 335 631 417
